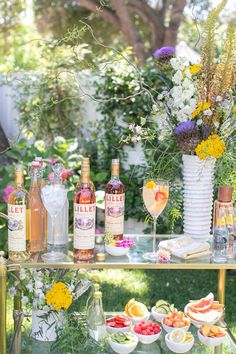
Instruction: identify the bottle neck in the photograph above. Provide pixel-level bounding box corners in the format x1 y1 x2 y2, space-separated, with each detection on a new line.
15 173 24 189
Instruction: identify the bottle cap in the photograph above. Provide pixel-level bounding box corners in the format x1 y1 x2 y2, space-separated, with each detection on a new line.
111 159 120 176
218 186 233 202
15 164 24 172
112 159 119 165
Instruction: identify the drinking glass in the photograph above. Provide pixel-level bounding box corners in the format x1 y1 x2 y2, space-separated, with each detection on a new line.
41 179 67 262
143 179 169 261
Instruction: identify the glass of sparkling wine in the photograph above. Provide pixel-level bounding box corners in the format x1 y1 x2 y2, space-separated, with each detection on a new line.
41 178 67 262
143 179 169 261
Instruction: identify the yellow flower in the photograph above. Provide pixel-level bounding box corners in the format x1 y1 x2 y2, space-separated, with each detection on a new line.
195 135 225 160
184 64 201 75
192 101 211 118
46 282 72 311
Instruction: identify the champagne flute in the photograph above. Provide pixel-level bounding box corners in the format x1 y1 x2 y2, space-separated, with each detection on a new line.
41 178 67 262
143 179 169 261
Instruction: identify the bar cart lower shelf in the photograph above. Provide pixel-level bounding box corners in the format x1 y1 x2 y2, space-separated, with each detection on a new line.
2 235 236 354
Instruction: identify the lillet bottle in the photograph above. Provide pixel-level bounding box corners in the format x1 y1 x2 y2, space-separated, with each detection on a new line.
73 158 96 261
105 159 125 240
8 165 30 261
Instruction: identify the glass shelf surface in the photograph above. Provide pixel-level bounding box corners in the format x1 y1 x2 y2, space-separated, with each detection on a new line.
7 234 236 270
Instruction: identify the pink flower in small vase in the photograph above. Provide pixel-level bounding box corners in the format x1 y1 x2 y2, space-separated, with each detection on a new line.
156 250 171 263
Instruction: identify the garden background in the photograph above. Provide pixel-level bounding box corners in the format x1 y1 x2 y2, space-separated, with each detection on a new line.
0 0 236 344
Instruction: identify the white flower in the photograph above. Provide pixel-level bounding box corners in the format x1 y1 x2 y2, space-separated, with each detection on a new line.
69 284 75 292
170 57 189 70
22 296 29 305
135 125 142 135
216 95 222 102
19 269 27 280
173 70 183 85
26 283 33 292
214 121 220 128
220 99 232 109
131 135 141 143
152 103 159 111
197 119 203 126
9 287 17 297
35 280 43 289
34 140 46 152
204 109 213 116
128 123 135 132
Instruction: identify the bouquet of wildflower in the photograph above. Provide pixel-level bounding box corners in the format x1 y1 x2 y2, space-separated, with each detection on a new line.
126 0 235 161
9 268 92 313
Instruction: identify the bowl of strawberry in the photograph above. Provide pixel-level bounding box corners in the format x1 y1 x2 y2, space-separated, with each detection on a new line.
132 321 162 344
106 316 132 334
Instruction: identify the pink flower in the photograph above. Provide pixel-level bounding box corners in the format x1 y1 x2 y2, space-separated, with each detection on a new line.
115 239 134 248
156 250 171 263
2 185 14 203
95 228 102 235
48 172 55 181
61 170 75 180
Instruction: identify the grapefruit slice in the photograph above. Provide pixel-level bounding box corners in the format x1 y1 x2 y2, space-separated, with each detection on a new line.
187 308 221 323
188 293 214 312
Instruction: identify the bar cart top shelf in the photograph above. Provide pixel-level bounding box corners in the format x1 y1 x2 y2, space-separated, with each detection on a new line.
7 234 236 269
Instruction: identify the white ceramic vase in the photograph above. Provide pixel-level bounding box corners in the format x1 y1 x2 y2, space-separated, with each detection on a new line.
182 155 215 242
31 309 66 341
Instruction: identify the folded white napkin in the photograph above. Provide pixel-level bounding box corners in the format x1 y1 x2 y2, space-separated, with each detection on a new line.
159 236 211 259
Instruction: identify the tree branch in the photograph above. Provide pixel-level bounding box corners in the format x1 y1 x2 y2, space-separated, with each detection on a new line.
163 0 187 46
74 0 120 29
111 0 146 63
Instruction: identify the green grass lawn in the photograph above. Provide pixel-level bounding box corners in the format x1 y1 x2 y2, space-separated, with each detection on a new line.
6 268 236 348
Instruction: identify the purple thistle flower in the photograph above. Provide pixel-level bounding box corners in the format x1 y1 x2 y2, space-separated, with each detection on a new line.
153 46 176 59
173 121 196 135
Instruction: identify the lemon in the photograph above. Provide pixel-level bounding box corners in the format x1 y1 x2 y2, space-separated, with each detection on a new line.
170 329 186 343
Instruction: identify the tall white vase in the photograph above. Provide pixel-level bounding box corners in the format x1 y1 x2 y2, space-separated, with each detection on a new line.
31 309 66 341
182 155 215 242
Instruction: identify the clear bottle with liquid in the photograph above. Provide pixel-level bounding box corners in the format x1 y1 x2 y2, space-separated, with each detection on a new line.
87 290 106 341
29 161 47 253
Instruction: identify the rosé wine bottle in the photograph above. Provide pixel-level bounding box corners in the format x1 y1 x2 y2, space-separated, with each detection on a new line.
105 159 125 240
73 158 96 261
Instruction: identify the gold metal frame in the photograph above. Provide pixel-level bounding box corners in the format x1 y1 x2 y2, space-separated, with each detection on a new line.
0 252 7 354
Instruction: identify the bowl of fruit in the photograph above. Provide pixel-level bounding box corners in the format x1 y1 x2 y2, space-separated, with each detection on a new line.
106 316 132 334
124 299 150 324
162 312 191 333
132 321 162 344
108 332 138 354
198 324 226 347
152 300 177 323
165 329 194 353
185 293 224 327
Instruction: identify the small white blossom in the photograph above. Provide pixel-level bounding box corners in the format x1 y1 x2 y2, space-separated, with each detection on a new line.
197 119 203 126
173 70 183 85
131 135 141 143
216 95 222 102
214 121 220 128
140 117 146 126
35 280 43 289
26 283 33 292
128 123 135 132
135 125 142 135
9 287 17 297
204 109 213 116
19 269 27 280
22 296 29 305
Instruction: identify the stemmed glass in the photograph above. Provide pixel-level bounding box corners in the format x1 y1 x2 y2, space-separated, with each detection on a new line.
41 178 67 262
143 179 169 261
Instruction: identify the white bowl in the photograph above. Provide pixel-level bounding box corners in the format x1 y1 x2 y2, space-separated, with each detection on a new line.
184 305 223 327
132 325 162 344
106 318 132 334
109 333 138 354
165 333 194 353
197 329 226 347
105 244 129 257
151 307 178 323
124 312 150 324
161 319 191 333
